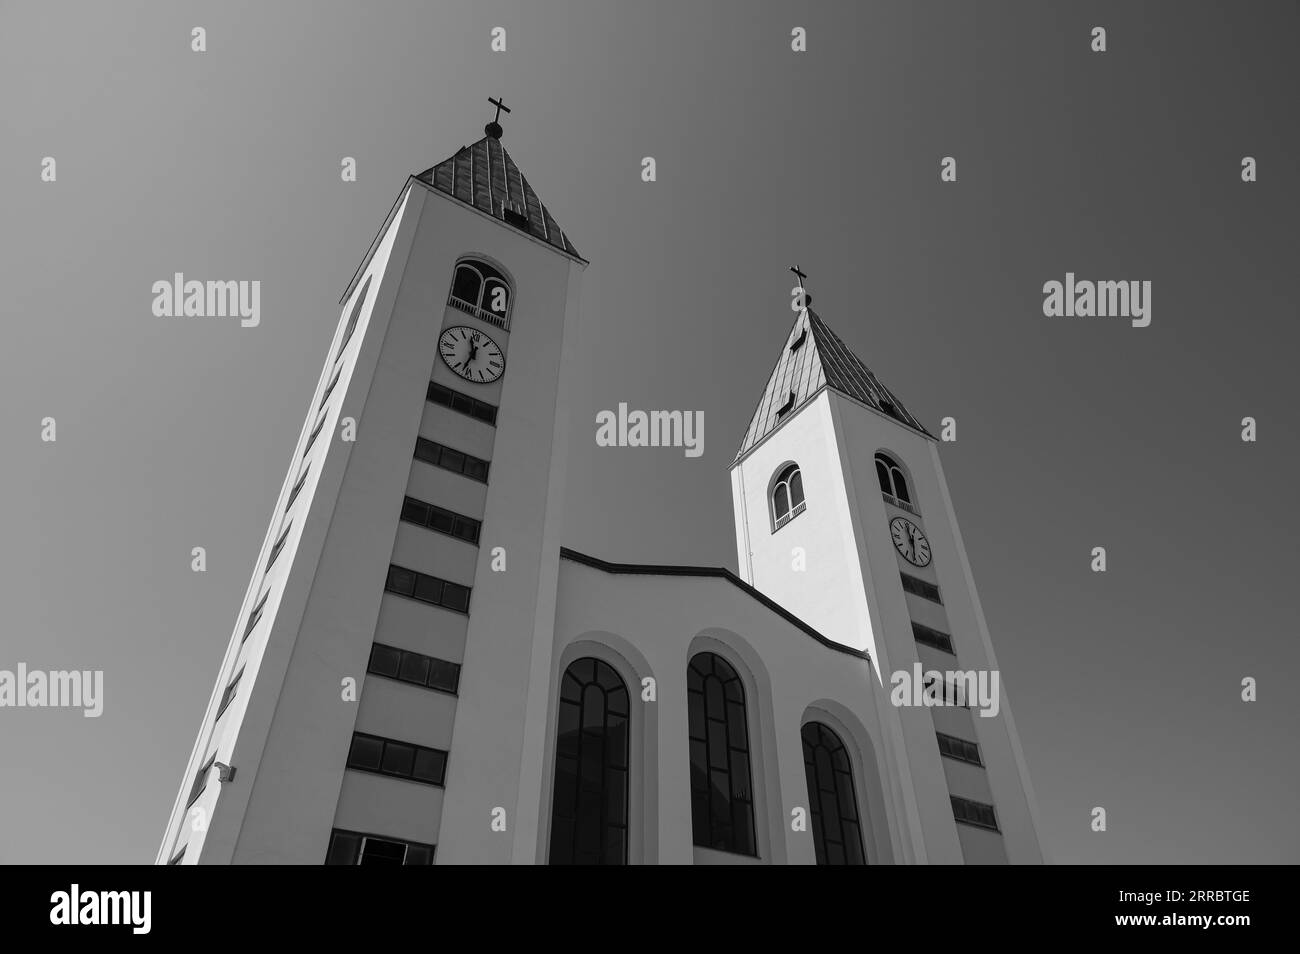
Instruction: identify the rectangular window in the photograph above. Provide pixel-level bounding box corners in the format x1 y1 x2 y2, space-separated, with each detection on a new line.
427 381 498 425
384 564 472 614
215 667 244 719
923 673 969 707
951 795 1000 832
900 572 941 603
936 731 983 766
320 368 342 408
912 621 955 655
267 523 292 571
413 438 490 483
346 732 448 787
325 828 435 866
398 495 481 545
186 753 215 808
286 468 309 511
242 590 270 642
368 643 461 695
304 413 328 455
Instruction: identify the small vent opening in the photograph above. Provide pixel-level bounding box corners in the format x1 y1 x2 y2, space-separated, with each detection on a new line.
776 391 796 420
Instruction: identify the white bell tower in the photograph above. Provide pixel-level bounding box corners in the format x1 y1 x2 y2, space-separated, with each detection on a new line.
729 288 1044 864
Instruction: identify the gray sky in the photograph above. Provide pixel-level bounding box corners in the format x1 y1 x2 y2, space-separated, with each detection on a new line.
1 0 1296 864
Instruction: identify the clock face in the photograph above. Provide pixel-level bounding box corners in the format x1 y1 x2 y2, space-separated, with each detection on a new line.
438 326 504 383
890 516 932 567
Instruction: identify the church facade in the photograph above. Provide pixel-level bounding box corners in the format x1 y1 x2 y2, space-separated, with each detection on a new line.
158 116 1044 865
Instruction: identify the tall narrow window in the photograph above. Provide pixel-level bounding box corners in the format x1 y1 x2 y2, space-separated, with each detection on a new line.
336 276 371 356
801 722 867 865
548 657 630 865
687 652 757 856
771 463 806 530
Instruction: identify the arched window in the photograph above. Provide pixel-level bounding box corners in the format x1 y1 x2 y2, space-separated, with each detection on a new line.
771 463 806 530
448 258 512 330
801 722 867 865
687 652 757 856
874 452 916 513
548 657 630 865
337 276 371 356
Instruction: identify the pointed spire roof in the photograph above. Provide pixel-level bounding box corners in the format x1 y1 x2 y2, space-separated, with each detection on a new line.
733 307 932 462
417 134 583 260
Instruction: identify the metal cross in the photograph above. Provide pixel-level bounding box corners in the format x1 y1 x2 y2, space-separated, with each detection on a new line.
488 96 511 124
789 265 807 290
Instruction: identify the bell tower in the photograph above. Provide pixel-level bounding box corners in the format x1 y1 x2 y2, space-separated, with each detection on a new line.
158 103 587 865
729 290 1044 864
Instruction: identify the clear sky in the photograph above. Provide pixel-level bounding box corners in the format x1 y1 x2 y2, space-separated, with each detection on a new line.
1 0 1296 864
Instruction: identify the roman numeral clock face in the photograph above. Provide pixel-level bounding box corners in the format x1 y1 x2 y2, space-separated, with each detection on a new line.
890 516 932 567
439 326 504 383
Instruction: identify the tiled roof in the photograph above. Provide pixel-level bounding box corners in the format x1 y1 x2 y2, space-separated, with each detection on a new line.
733 307 932 461
417 135 582 260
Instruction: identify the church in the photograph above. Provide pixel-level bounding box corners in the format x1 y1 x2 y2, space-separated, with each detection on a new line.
157 104 1044 865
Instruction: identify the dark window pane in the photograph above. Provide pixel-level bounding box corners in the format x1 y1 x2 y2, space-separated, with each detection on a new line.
413 748 446 785
398 652 431 685
801 722 866 865
386 566 415 597
380 741 416 777
413 573 443 605
450 264 482 305
441 582 470 613
875 458 892 494
400 497 427 524
440 447 466 473
325 830 361 865
429 508 455 534
368 644 401 679
463 457 488 482
359 837 406 866
404 844 433 866
427 660 460 693
548 658 629 865
347 735 383 772
891 467 911 503
789 469 804 507
772 484 790 519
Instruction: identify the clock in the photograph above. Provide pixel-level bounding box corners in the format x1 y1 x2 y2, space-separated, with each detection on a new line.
438 325 504 383
890 516 932 567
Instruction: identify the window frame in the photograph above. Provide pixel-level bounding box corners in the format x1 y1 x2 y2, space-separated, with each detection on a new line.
874 451 919 515
367 642 461 696
547 656 632 865
447 258 513 331
770 463 807 531
800 721 868 865
687 651 759 858
345 731 448 787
